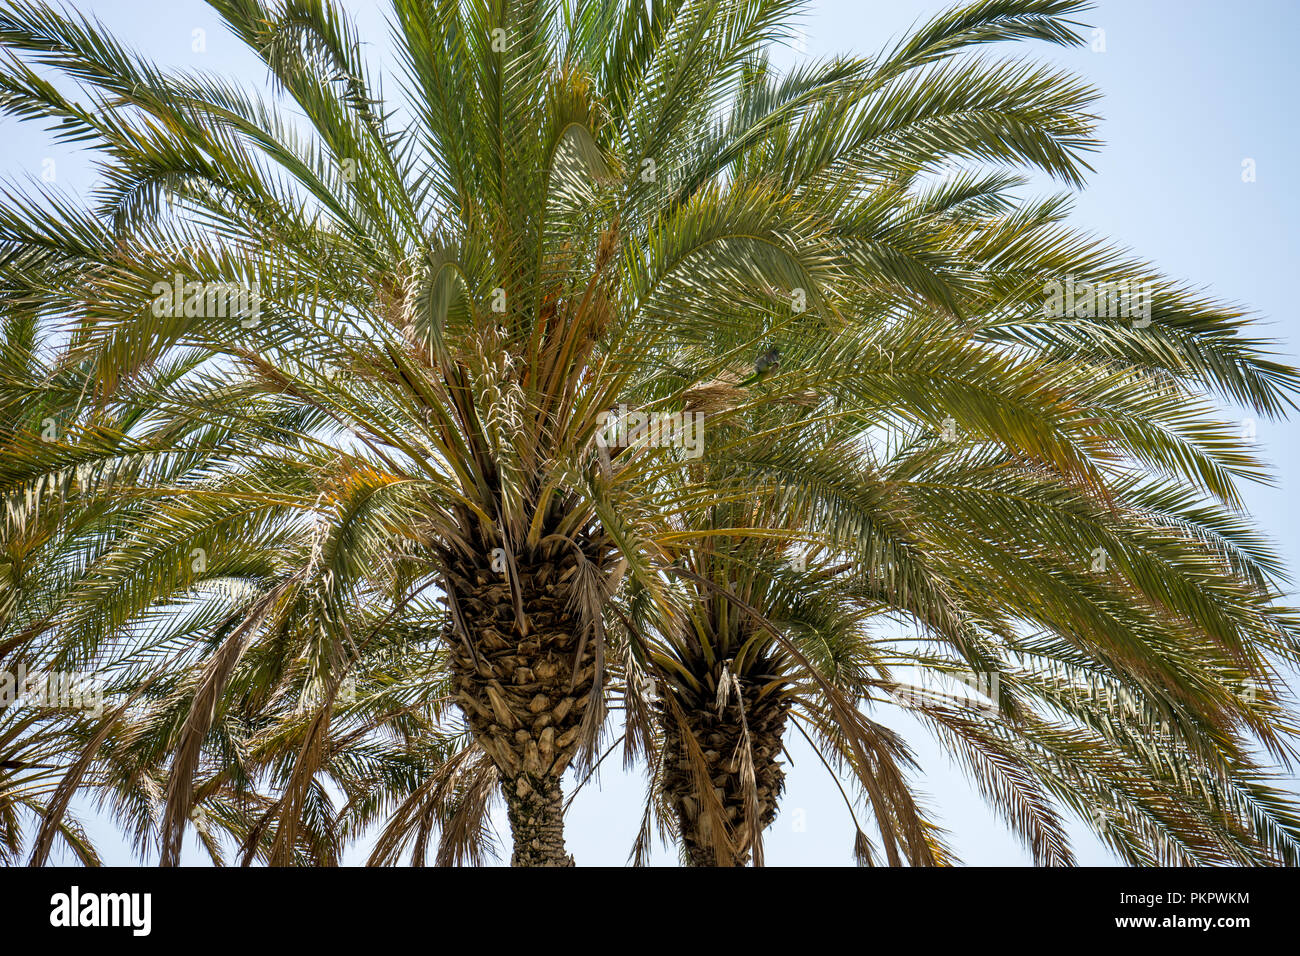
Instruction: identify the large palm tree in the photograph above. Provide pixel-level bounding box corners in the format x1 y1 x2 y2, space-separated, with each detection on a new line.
0 0 1088 864
2 0 1298 868
0 0 860 864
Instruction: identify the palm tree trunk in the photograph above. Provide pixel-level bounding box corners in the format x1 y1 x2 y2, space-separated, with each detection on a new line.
660 679 790 867
443 537 606 866
500 771 574 866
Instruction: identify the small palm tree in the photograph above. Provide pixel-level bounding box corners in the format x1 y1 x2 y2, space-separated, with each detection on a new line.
0 326 474 865
573 3 1300 866
632 371 1300 864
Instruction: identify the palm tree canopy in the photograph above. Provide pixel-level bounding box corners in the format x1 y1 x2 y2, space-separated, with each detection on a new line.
0 0 1297 866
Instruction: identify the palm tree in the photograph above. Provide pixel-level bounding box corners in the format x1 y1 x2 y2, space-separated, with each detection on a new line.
0 0 830 864
0 0 1087 864
0 320 475 866
630 344 1300 864
2 0 1298 869
0 305 253 863
559 3 1300 866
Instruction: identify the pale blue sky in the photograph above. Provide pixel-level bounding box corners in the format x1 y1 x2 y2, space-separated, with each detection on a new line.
8 0 1298 865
